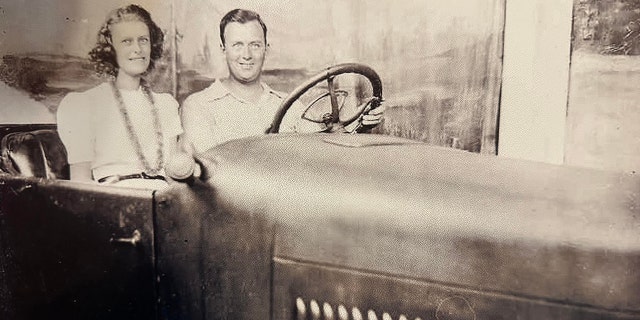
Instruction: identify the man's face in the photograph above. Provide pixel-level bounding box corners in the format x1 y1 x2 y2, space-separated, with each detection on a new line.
110 20 151 78
222 21 266 84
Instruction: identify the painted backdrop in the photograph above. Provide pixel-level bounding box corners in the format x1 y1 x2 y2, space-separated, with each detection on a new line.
0 0 173 122
0 0 505 153
175 0 504 153
568 0 640 172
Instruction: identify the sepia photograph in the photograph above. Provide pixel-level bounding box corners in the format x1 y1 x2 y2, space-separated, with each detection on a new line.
0 0 638 319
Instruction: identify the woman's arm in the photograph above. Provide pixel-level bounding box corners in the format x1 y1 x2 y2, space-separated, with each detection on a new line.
70 161 93 181
57 91 95 181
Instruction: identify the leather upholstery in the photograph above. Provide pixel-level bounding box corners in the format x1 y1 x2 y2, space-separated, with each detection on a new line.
0 129 69 179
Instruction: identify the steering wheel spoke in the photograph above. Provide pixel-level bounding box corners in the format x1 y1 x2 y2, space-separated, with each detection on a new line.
327 76 340 125
301 90 349 124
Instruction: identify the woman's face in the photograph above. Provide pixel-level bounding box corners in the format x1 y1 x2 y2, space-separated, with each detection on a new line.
110 20 151 78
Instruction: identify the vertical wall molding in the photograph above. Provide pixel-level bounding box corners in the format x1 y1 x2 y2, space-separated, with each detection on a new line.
498 0 573 164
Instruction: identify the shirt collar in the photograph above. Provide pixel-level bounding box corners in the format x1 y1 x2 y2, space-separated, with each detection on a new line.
204 79 284 102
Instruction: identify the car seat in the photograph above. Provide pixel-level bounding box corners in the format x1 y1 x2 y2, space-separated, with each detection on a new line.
0 129 69 179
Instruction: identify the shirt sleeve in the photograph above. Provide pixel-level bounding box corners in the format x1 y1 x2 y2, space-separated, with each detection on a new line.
157 93 183 138
56 92 94 164
181 96 217 154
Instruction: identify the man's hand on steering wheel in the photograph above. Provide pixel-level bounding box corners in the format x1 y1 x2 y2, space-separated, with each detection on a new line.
267 63 384 134
343 97 385 133
352 97 385 133
362 101 385 126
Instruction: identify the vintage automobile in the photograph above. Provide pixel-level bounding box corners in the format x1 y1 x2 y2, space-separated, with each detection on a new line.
0 64 639 320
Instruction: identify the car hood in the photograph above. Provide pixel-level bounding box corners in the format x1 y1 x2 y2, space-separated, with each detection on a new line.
196 133 640 311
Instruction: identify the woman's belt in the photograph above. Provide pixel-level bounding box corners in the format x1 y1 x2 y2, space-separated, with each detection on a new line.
97 172 166 184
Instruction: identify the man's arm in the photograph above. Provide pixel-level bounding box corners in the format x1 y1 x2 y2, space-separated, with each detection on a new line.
279 97 385 134
181 97 217 154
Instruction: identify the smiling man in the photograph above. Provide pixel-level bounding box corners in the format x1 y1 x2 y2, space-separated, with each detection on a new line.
181 8 385 154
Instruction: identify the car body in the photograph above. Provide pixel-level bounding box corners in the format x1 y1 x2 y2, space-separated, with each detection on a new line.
1 124 639 319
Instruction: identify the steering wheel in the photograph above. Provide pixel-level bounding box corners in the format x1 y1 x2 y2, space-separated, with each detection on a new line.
266 63 383 134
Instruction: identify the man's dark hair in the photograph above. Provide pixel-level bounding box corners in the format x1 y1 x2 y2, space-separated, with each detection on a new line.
219 9 268 46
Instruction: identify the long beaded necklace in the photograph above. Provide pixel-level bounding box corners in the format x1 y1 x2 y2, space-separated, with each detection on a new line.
110 79 164 176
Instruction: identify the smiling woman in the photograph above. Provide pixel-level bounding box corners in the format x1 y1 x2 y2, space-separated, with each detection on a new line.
55 4 187 189
110 21 153 80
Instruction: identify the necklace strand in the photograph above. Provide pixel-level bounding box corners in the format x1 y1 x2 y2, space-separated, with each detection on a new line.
110 79 164 175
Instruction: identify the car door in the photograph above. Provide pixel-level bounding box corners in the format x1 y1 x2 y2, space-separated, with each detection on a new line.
0 176 157 319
